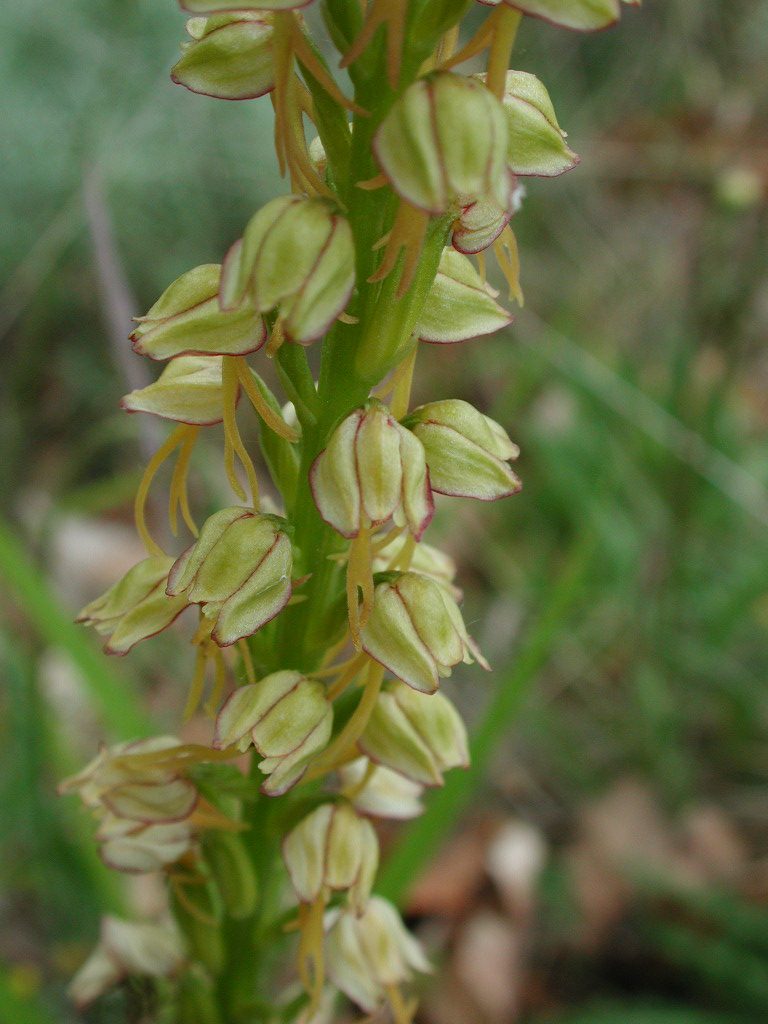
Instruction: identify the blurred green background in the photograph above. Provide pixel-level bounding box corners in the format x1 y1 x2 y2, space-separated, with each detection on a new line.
2 1 768 1021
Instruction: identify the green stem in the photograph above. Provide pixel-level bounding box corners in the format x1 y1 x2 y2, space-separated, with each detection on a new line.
216 765 286 1022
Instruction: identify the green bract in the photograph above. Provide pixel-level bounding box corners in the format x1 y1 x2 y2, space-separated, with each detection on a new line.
77 557 188 656
121 356 228 425
417 248 512 343
172 15 274 101
374 72 510 214
498 70 579 177
405 398 521 500
130 264 266 360
167 508 293 645
220 195 355 344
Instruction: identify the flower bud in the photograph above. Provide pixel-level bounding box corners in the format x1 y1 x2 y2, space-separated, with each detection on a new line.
360 682 469 786
60 737 200 872
167 508 293 646
60 736 185 802
121 356 229 425
497 70 579 177
326 897 430 1016
77 557 188 655
451 176 523 254
416 249 512 344
172 15 274 101
69 916 184 1009
339 758 424 820
130 264 266 361
373 72 509 215
373 540 459 597
360 571 488 694
404 399 521 500
214 671 332 793
220 196 355 345
488 0 638 33
310 401 433 540
283 802 378 913
97 817 194 873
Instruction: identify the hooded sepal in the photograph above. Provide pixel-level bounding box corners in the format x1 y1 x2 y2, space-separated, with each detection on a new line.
219 196 355 345
130 264 266 361
359 681 469 786
417 248 512 344
405 398 521 500
77 557 189 656
172 14 275 101
310 401 433 540
121 356 229 425
283 802 378 913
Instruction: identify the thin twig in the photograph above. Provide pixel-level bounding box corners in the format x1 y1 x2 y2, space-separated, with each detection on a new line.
82 168 161 460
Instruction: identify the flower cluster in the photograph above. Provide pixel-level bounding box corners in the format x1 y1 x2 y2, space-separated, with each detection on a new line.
59 737 235 873
65 0 637 1019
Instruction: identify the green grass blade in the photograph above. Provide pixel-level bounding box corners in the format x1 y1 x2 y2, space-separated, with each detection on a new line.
0 969 56 1024
377 533 596 904
0 516 151 738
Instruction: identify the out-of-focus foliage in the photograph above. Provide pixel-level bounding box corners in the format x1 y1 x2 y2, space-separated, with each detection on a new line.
2 0 768 1021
